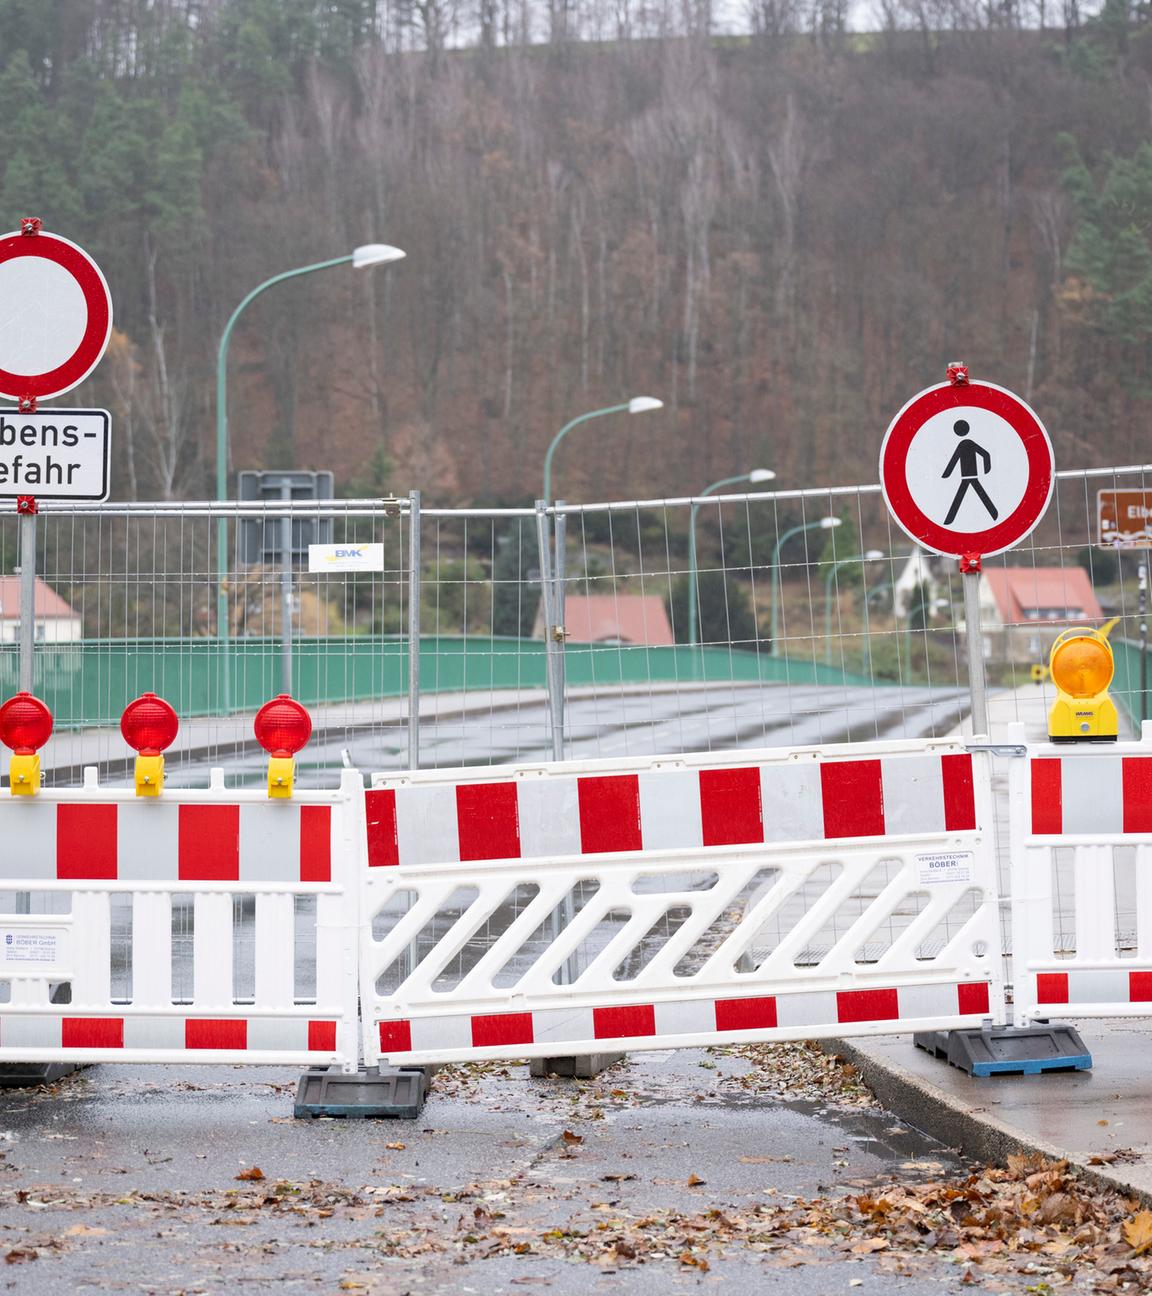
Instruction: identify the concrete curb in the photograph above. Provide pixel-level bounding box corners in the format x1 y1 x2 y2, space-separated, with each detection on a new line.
824 1038 1152 1206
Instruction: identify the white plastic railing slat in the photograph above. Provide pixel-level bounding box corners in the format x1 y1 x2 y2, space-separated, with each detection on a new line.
132 892 172 1008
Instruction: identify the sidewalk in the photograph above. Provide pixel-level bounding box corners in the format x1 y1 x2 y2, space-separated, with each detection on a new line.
840 681 1152 1200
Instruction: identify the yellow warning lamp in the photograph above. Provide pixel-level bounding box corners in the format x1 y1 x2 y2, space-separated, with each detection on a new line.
254 695 313 799
0 693 53 796
1047 628 1118 743
120 693 180 796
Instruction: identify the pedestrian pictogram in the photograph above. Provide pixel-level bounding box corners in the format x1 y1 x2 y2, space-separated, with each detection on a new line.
879 378 1054 559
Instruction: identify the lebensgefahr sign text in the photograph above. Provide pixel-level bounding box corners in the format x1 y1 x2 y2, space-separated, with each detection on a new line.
0 409 110 500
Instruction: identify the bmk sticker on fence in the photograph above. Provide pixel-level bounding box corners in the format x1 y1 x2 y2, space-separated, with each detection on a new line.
0 409 110 500
308 543 385 573
917 851 974 885
0 929 63 965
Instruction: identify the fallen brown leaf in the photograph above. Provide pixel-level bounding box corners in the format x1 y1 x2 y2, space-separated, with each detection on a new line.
1123 1210 1152 1256
687 1173 706 1187
235 1166 266 1182
561 1130 583 1145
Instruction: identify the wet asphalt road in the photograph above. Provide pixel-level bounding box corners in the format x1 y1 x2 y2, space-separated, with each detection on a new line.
0 1047 988 1295
168 682 970 788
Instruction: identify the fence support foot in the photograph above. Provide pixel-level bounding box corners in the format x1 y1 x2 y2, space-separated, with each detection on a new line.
0 1063 83 1088
294 1064 429 1118
529 1052 626 1079
913 1024 1092 1077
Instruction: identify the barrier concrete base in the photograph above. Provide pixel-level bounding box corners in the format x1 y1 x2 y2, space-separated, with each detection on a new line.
294 1065 429 1118
529 1052 626 1079
0 1063 83 1088
913 1024 1092 1077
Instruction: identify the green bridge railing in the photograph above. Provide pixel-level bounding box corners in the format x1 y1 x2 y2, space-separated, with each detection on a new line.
0 636 879 729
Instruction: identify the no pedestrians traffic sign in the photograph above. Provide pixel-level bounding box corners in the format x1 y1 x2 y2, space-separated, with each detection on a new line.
879 379 1054 559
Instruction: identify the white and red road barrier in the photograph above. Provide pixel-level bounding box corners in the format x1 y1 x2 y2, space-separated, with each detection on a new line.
0 769 363 1069
362 738 1006 1068
1010 723 1152 1023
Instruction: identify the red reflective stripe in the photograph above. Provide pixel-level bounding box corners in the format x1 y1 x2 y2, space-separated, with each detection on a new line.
456 783 521 861
307 1020 338 1051
62 1017 123 1049
185 1019 247 1049
471 1012 534 1048
299 806 331 882
593 1004 656 1039
941 754 977 831
1123 759 1152 834
56 804 117 880
821 761 884 839
1130 971 1152 1002
1036 972 1068 1004
699 768 763 846
178 806 239 881
715 997 778 1032
1031 760 1062 834
957 982 990 1015
836 988 899 1023
578 775 642 854
365 789 399 867
379 1020 412 1054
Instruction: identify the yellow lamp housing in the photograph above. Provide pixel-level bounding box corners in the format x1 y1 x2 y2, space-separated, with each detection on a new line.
268 754 295 799
8 752 40 796
1047 627 1118 744
135 753 165 797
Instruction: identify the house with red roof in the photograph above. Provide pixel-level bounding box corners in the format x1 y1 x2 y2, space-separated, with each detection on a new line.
977 566 1104 665
0 577 82 644
534 593 675 646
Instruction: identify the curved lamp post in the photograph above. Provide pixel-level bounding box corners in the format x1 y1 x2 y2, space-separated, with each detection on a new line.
214 244 407 707
541 396 663 505
823 549 884 666
688 469 776 652
769 516 841 658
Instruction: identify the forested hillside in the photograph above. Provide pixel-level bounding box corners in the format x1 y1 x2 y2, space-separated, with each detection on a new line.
1 0 1150 504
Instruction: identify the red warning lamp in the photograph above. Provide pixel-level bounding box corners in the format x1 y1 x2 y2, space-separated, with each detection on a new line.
121 693 178 796
254 695 313 757
255 695 311 799
0 693 52 796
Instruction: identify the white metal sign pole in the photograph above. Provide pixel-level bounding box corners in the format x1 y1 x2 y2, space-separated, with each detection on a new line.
17 504 35 693
961 554 989 738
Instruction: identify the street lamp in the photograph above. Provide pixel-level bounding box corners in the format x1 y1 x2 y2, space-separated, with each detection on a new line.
687 469 776 651
214 243 407 707
769 516 841 658
823 550 883 666
542 396 663 505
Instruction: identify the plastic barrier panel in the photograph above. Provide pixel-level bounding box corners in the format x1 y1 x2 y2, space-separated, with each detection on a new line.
0 769 363 1069
362 739 1005 1066
1010 724 1152 1022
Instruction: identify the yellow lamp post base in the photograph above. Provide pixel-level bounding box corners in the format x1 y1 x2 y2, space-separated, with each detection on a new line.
135 754 165 797
8 753 40 796
268 755 295 799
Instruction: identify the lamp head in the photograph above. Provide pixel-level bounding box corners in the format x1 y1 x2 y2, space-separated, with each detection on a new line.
352 244 407 269
627 396 663 414
748 469 776 483
820 516 842 529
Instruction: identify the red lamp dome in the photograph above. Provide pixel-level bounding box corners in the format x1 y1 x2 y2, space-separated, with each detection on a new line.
120 693 179 755
0 693 53 754
254 695 312 757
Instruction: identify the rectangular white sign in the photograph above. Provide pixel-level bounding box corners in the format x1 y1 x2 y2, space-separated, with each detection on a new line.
916 850 974 886
0 408 111 501
308 542 385 573
0 929 61 965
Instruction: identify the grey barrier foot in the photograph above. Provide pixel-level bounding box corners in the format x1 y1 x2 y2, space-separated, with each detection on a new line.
0 1063 84 1088
294 1065 429 1119
913 1024 1092 1077
529 1052 626 1079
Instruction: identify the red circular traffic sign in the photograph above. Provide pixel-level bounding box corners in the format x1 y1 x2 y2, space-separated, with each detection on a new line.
0 230 113 402
879 380 1054 558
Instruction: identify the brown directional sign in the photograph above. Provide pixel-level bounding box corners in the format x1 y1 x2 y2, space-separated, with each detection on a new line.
1098 489 1152 548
